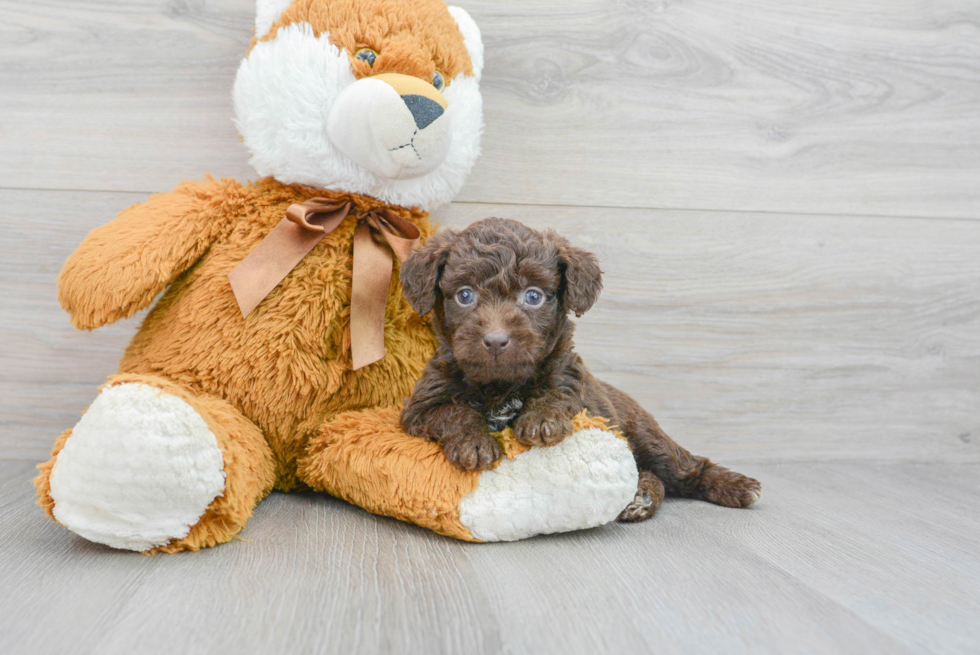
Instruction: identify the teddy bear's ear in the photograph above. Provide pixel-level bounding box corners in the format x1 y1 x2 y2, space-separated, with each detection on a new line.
448 6 484 81
400 229 459 317
255 0 294 39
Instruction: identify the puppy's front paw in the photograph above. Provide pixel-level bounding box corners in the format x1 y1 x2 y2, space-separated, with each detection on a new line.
442 430 502 471
513 406 573 447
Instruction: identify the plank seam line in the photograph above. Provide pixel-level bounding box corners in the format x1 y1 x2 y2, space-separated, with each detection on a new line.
1 456 978 465
1 186 978 223
0 186 980 222
450 199 980 223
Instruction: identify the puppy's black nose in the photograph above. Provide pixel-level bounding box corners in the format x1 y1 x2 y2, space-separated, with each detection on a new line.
482 333 510 354
402 94 444 130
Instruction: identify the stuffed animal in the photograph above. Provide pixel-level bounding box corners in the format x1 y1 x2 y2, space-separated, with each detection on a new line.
34 0 639 552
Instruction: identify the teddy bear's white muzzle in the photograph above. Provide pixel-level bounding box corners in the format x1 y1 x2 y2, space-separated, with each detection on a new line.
327 75 453 180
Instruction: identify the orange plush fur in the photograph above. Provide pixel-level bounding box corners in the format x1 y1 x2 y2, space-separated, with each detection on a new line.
36 0 486 551
255 0 473 81
36 0 638 551
36 177 444 550
297 409 618 541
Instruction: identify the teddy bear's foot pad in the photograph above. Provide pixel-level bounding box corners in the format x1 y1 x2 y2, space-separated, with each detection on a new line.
48 382 226 551
458 427 639 541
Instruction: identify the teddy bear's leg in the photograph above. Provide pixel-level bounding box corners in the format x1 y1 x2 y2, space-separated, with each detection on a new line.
34 374 275 553
296 407 638 542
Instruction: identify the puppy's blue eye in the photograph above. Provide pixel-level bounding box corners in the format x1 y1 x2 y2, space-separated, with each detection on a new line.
523 288 545 307
355 48 377 67
432 71 445 91
456 287 476 306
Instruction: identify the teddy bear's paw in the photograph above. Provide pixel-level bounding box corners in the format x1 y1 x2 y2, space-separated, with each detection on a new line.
48 382 226 551
458 427 639 541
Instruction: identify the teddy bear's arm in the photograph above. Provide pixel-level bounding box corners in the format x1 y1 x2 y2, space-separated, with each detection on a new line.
58 181 227 330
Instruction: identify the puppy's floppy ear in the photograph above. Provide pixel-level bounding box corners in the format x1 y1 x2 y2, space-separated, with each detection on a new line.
545 230 603 317
400 229 458 316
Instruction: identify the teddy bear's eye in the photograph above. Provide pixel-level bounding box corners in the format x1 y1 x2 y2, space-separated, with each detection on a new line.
432 71 445 91
456 286 477 307
355 48 377 67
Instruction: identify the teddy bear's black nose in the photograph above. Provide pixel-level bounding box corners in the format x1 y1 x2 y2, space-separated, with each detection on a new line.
402 94 444 130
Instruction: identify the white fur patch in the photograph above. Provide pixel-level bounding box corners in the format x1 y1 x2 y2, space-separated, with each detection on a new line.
254 0 294 38
459 428 639 542
448 6 484 81
48 383 226 551
233 22 483 210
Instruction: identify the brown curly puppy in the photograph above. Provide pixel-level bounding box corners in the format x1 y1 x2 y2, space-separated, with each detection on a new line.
399 217 760 521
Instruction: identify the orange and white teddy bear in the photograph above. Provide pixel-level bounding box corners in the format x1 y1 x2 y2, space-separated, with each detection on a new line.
34 0 639 552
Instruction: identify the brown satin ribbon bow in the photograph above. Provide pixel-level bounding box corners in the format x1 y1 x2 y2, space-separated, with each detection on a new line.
227 197 421 370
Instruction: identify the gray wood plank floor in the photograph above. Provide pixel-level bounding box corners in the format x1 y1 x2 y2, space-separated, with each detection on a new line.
2 0 979 653
2 459 978 655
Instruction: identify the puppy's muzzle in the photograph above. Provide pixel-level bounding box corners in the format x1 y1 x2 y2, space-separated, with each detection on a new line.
327 72 452 180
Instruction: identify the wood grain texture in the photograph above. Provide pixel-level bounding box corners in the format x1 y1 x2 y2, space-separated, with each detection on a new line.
2 459 978 654
2 1 979 653
3 189 979 462
0 0 978 217
0 190 148 460
435 203 980 464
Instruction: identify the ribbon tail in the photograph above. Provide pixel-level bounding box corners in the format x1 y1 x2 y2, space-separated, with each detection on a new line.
228 202 351 319
228 218 327 318
350 223 393 370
